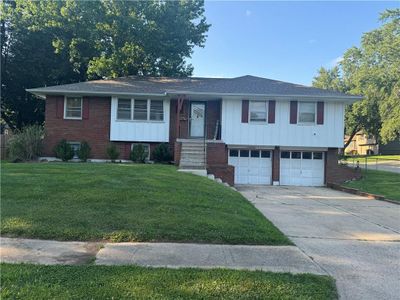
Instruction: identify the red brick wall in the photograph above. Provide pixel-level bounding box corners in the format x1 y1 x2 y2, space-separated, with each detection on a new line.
169 99 222 161
272 147 280 182
44 95 111 158
206 142 228 166
206 142 234 186
44 95 162 160
173 141 182 165
113 142 160 161
205 100 221 140
207 165 234 186
326 148 361 183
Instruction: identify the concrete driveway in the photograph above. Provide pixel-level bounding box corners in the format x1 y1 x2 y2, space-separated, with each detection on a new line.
238 186 400 300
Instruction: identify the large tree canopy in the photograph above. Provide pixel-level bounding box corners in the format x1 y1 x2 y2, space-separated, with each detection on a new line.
313 9 400 147
1 0 210 129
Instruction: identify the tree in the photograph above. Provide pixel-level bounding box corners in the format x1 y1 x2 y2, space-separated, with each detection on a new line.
313 9 400 148
1 0 210 129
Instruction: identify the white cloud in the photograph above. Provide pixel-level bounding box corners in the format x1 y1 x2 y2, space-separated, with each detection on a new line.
329 56 343 67
245 9 252 17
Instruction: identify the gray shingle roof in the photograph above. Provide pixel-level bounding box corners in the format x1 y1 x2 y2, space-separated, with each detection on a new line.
27 75 361 99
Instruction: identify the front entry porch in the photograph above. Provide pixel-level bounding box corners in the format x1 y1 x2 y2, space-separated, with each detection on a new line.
169 97 234 185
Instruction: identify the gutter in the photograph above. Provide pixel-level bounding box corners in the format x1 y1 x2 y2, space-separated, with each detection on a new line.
26 88 362 102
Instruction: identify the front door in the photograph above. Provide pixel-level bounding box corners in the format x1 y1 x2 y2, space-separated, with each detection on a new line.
190 102 205 137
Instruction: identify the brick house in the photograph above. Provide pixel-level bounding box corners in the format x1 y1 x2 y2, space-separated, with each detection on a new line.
27 75 361 186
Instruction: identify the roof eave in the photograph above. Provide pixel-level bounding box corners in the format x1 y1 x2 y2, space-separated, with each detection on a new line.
26 88 362 103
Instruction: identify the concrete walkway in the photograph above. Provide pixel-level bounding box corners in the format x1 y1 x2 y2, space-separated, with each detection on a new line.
95 242 325 274
0 237 100 265
238 186 400 300
0 237 325 275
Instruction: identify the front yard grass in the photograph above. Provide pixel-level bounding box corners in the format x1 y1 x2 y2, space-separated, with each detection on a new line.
343 154 400 161
1 162 290 245
0 264 337 300
344 169 400 201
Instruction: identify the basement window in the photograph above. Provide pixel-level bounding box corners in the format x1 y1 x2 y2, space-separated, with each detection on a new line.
67 142 81 159
131 143 150 161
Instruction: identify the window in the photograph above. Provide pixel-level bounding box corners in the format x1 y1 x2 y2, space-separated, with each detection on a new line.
249 101 267 122
229 149 239 157
68 142 81 159
302 152 312 159
313 152 323 160
117 99 131 120
133 99 148 120
65 97 82 119
261 150 271 158
116 99 164 121
251 150 260 158
298 102 316 124
240 150 249 157
150 100 164 121
291 151 301 159
281 151 290 159
131 143 150 160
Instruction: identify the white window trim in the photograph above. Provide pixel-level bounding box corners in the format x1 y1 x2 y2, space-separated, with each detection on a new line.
248 100 268 123
131 143 151 161
297 101 317 125
116 98 165 123
64 96 83 120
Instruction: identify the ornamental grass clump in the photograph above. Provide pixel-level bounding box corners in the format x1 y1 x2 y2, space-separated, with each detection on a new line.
7 125 44 162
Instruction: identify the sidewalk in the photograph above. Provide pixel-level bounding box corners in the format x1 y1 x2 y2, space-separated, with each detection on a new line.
0 237 325 275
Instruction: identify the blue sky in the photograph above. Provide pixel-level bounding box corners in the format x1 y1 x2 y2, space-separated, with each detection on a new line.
189 1 398 85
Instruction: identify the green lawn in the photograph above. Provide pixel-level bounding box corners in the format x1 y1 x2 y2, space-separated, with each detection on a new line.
0 264 337 300
344 169 400 201
343 155 400 161
1 162 290 245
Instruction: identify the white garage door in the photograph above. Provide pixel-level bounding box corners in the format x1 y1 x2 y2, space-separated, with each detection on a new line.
280 151 325 186
228 149 272 185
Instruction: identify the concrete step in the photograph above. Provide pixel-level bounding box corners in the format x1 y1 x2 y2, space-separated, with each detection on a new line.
179 165 206 170
181 153 205 158
179 159 205 166
180 161 206 166
181 150 205 154
181 146 205 151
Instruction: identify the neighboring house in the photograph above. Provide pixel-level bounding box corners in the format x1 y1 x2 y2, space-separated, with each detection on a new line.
344 131 378 155
27 75 361 186
379 139 400 155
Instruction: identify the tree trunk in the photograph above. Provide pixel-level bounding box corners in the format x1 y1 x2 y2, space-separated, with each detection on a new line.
343 127 360 150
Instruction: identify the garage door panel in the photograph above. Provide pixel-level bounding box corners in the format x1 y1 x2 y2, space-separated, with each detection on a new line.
229 149 272 185
280 151 325 187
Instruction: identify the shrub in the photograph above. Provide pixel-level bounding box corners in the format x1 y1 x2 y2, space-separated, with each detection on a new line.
54 139 74 162
130 143 148 163
78 141 91 162
106 143 120 162
7 125 44 162
152 143 172 163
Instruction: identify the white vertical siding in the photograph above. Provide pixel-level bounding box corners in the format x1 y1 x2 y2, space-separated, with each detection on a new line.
110 97 170 142
221 99 345 148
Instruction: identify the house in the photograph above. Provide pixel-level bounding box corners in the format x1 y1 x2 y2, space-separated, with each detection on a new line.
27 75 361 186
344 131 378 155
378 139 400 155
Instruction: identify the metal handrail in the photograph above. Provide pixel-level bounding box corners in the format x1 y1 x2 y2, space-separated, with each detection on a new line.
213 120 220 140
